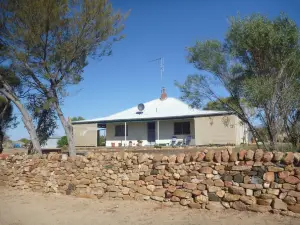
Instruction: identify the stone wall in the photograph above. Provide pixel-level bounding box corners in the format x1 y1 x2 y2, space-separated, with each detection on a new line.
1 149 300 217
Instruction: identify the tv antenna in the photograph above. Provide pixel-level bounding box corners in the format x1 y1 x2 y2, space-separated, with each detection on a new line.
149 57 164 85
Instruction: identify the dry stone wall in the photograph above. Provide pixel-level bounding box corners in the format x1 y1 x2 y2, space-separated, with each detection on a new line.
1 149 300 217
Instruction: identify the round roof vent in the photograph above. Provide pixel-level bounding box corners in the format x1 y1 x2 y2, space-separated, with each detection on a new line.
137 103 145 112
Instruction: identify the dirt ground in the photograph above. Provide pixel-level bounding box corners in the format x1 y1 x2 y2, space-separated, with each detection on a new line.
0 187 298 225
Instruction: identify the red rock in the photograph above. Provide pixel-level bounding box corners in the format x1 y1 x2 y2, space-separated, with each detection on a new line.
214 179 224 187
0 154 9 160
263 152 273 162
183 182 197 190
224 181 233 187
268 166 284 172
197 184 206 191
183 154 192 163
287 204 300 213
168 155 177 163
283 183 296 190
221 150 229 162
245 150 254 161
145 175 155 182
191 152 200 161
239 150 247 160
272 199 287 210
283 152 294 165
214 151 222 163
232 201 247 211
170 196 180 202
263 172 275 183
223 193 240 202
167 186 176 192
200 166 213 174
288 190 300 198
285 176 300 185
245 161 254 166
278 171 290 179
176 153 185 163
284 196 297 205
229 152 238 162
254 149 264 162
243 176 251 184
257 198 272 206
232 166 252 171
228 186 245 195
196 152 206 161
188 203 201 209
192 190 202 196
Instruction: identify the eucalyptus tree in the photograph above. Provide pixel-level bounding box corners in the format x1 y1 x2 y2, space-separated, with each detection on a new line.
1 0 127 156
177 14 300 150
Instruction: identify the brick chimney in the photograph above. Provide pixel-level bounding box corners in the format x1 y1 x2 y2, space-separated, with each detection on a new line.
160 87 167 101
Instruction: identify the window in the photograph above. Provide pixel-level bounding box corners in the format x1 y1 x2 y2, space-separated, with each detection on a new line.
115 125 128 136
174 122 190 135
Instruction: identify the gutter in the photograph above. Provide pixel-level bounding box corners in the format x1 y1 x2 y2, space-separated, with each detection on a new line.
72 112 234 125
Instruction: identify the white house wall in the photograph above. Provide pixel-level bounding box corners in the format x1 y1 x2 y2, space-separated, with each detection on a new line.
194 115 247 146
105 119 195 147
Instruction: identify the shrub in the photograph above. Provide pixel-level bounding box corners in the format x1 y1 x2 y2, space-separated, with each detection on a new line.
57 136 68 148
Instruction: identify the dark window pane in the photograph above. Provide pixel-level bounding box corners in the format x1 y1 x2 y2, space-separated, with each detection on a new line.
174 122 190 135
174 122 182 135
115 125 128 136
182 122 190 135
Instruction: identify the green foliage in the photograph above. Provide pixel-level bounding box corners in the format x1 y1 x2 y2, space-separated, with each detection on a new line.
57 136 68 148
0 0 128 155
27 94 57 152
18 138 30 145
98 135 106 146
72 116 85 122
204 97 239 111
1 0 127 95
177 13 300 150
0 95 16 152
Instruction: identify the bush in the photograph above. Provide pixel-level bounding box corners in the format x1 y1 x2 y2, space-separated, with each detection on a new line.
57 136 68 148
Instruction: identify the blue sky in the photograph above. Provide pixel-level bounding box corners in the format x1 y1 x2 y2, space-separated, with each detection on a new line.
8 0 300 140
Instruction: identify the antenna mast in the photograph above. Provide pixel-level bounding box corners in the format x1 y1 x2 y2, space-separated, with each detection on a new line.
149 57 164 87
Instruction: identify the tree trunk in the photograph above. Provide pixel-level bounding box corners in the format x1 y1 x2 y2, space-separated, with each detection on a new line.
53 101 76 156
0 130 3 154
0 88 42 154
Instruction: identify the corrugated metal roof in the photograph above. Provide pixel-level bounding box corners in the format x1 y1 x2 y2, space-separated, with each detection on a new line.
73 97 231 124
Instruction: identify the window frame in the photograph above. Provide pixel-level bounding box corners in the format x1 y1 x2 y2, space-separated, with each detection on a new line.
174 121 190 135
115 124 128 137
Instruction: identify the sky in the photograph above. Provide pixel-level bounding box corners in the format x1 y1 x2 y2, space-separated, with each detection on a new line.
8 0 300 140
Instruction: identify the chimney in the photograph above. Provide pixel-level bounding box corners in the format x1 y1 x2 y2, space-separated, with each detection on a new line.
160 87 167 101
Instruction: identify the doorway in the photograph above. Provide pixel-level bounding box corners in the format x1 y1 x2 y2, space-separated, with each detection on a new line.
147 122 156 144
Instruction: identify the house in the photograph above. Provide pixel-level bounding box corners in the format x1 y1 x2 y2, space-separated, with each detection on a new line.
42 136 61 149
72 88 248 147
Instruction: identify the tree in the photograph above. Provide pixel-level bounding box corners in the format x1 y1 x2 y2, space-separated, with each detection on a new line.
18 138 30 145
0 95 16 153
57 136 68 148
72 116 85 122
0 0 127 156
176 13 300 150
27 95 58 154
203 97 236 111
